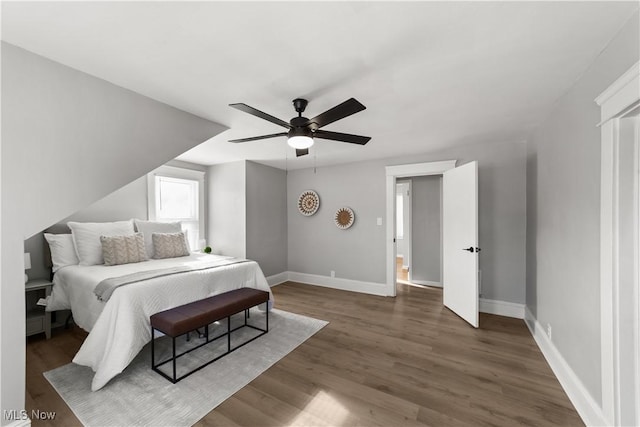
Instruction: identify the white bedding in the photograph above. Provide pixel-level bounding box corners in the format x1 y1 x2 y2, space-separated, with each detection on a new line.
47 253 273 391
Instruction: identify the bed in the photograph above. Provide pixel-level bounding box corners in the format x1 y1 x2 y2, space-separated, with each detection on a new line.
46 234 272 391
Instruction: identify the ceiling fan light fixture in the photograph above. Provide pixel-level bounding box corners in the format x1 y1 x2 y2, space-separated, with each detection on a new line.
287 127 314 149
287 135 314 149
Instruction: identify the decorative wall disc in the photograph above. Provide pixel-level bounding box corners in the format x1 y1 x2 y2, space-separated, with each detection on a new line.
334 207 355 229
297 190 320 216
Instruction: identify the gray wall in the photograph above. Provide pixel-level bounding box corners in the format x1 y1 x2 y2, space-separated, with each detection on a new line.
526 12 639 407
288 160 388 284
1 43 224 420
208 161 247 258
246 161 288 277
288 139 527 304
208 160 288 277
411 176 442 284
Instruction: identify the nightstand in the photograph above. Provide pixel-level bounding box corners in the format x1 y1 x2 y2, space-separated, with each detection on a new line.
25 279 53 339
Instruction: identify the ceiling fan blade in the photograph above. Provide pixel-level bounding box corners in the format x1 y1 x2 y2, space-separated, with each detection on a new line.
309 98 366 129
295 148 309 157
229 103 292 129
313 130 371 145
229 132 288 143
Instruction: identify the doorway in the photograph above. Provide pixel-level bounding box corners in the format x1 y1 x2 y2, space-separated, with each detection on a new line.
386 160 480 327
395 177 443 289
395 181 412 284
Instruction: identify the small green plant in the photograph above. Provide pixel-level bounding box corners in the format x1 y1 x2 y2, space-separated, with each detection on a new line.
203 246 212 254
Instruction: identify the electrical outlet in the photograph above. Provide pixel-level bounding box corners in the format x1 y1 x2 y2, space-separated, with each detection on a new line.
330 270 335 278
546 323 552 341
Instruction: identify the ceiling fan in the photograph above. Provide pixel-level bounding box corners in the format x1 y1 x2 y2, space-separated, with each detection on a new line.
228 98 371 157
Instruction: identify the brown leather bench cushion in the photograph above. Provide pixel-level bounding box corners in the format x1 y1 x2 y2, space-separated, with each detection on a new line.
150 288 269 337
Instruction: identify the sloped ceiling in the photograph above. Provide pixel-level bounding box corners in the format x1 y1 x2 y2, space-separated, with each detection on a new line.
2 1 637 170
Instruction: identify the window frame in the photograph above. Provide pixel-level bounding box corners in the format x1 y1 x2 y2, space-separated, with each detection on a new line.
147 165 205 250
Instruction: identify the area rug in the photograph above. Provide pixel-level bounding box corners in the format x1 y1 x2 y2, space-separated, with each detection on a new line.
44 309 327 427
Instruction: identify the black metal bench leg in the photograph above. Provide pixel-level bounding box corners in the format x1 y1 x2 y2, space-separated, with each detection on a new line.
151 326 155 369
172 337 177 383
227 316 231 352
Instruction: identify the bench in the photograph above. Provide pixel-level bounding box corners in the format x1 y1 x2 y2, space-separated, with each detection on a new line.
150 288 270 383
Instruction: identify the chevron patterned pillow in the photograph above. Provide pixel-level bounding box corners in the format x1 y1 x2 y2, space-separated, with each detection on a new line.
152 232 190 259
100 232 148 266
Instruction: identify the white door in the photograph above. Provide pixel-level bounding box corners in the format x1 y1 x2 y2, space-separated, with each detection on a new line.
442 161 479 327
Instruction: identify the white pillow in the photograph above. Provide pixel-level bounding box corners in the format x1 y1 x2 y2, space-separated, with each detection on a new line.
44 233 80 272
133 219 182 259
68 220 135 265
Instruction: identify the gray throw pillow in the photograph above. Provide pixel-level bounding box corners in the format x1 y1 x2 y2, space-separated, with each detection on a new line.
152 232 190 259
100 233 148 266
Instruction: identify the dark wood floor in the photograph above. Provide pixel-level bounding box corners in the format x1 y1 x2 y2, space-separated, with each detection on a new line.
26 282 583 426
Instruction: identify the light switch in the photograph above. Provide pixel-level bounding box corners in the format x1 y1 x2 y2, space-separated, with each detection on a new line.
376 217 382 226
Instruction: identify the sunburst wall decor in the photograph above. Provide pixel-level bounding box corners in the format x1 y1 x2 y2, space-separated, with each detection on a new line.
297 190 320 216
334 207 355 229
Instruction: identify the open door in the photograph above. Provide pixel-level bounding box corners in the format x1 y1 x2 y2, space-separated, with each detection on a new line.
443 161 479 327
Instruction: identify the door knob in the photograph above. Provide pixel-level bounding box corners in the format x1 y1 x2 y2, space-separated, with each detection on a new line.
463 247 475 252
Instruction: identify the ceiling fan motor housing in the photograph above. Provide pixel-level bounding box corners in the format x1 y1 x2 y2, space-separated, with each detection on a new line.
292 98 308 114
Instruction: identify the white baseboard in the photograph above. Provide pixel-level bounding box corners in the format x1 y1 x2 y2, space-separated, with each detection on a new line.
524 307 607 427
266 272 288 287
479 298 525 319
411 279 442 287
288 271 389 296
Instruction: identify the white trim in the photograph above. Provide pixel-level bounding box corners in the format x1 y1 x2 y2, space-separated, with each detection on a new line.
411 279 442 288
385 160 457 297
386 160 458 178
635 115 640 422
266 272 288 287
146 164 206 251
479 298 524 319
525 307 606 427
596 61 640 124
288 271 388 297
406 180 413 281
597 61 640 426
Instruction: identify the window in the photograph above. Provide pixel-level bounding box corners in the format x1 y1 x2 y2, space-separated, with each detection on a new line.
148 165 205 251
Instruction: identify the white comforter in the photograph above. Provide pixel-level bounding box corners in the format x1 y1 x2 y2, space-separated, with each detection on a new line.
47 253 272 391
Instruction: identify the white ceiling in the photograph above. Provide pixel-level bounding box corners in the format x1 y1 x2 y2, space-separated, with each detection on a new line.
2 1 637 170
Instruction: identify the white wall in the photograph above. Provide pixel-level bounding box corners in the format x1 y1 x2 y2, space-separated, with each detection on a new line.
1 43 225 422
288 139 527 304
208 161 247 259
526 12 639 408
